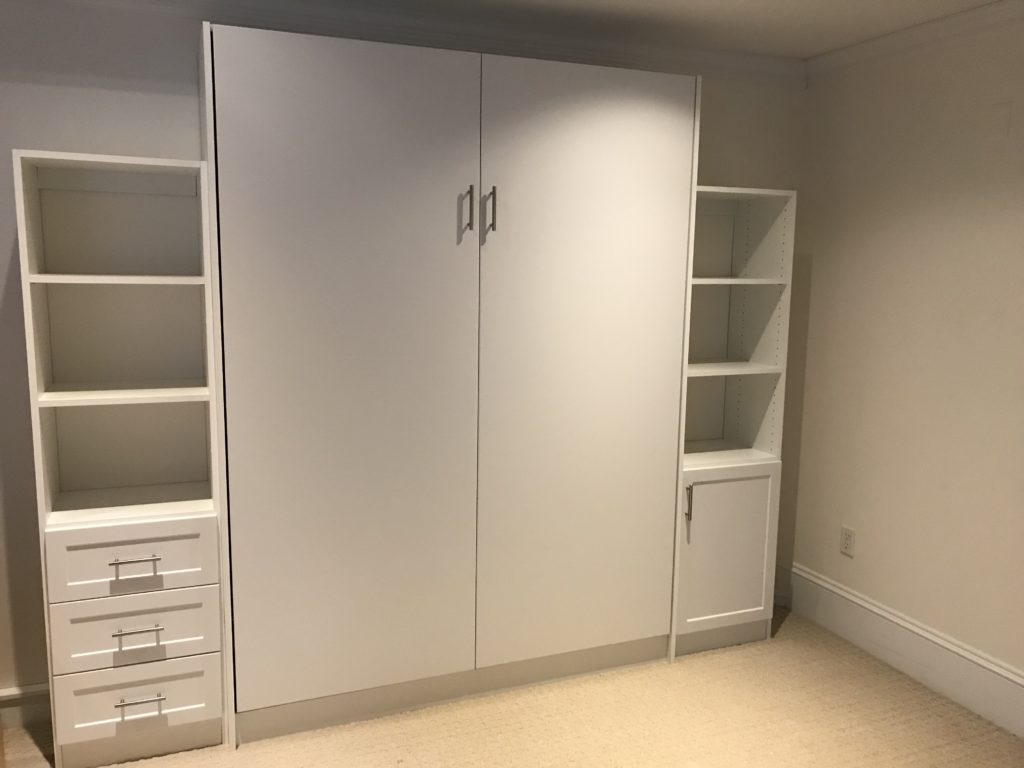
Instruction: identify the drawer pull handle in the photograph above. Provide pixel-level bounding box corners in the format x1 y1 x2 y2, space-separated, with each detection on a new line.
114 694 166 710
112 625 165 639
108 555 162 567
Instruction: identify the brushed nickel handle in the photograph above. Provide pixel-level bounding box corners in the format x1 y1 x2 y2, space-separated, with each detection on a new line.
112 625 164 639
108 555 161 567
488 185 497 232
466 183 475 231
685 484 694 522
114 694 166 710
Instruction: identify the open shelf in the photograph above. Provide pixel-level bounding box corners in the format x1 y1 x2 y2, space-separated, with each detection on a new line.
38 382 209 408
682 441 778 470
38 401 212 526
687 362 782 378
692 188 795 280
691 278 787 286
29 274 206 286
29 282 207 397
47 481 214 530
16 153 203 277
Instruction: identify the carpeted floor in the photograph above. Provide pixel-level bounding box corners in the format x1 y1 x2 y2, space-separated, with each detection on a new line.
4 613 1023 767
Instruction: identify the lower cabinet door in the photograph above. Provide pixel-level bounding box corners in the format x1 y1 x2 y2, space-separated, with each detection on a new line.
49 585 221 675
676 462 780 634
52 653 222 746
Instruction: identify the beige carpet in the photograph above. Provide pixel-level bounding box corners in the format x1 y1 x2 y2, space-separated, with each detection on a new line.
4 614 1023 767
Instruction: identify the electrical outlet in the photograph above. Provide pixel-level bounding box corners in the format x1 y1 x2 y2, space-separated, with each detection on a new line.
840 526 856 558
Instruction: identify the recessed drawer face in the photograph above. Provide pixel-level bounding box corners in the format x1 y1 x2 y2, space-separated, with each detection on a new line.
50 585 221 675
52 652 222 746
46 515 219 603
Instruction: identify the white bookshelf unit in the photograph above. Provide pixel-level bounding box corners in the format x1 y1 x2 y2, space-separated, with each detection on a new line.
672 185 795 654
13 150 228 768
684 186 795 463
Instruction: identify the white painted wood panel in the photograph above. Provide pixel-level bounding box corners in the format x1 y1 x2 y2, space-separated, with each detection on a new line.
676 463 780 634
213 26 480 710
49 585 221 675
477 55 695 666
45 515 219 603
52 653 221 745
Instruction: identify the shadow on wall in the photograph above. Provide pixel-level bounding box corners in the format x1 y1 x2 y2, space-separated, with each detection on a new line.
0 245 48 690
777 242 814 597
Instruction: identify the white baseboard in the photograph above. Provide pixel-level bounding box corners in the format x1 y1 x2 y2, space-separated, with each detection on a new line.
790 563 1024 738
0 682 50 728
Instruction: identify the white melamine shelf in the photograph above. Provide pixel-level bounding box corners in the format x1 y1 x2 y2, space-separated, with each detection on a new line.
696 185 795 200
47 481 214 530
683 441 778 470
687 361 783 378
691 278 788 286
30 274 205 286
38 384 210 407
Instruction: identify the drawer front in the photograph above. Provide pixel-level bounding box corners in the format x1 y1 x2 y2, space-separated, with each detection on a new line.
46 515 219 603
50 585 222 675
52 652 222 745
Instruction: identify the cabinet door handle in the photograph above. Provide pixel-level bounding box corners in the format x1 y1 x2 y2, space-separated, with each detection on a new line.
112 625 165 639
114 694 166 710
685 484 694 522
488 185 497 232
108 555 161 567
466 183 475 231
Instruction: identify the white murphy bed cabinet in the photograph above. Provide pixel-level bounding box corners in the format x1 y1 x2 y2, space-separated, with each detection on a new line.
12 151 232 768
209 24 699 718
11 24 796 762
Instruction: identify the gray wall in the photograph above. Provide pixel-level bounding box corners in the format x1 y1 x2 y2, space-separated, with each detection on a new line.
0 0 806 696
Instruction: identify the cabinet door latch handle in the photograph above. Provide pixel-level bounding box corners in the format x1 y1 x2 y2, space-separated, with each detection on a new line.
466 183 475 231
685 484 694 522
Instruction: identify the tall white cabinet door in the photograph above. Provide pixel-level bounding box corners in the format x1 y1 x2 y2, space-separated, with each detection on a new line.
477 55 696 667
677 463 780 634
213 26 481 710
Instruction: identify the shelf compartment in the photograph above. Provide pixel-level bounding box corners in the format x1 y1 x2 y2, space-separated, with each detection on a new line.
688 281 787 370
692 189 795 280
684 374 783 457
687 362 782 378
38 383 210 408
15 154 203 277
38 402 211 522
30 283 207 395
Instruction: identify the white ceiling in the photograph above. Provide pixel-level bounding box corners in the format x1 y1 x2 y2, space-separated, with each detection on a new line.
458 0 997 58
81 0 1002 60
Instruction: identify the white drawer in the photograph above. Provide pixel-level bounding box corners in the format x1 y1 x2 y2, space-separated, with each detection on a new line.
50 585 222 675
52 652 222 746
46 515 219 603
